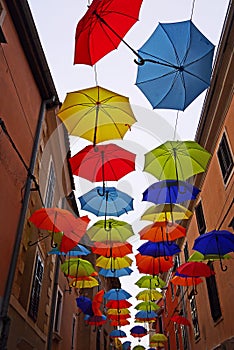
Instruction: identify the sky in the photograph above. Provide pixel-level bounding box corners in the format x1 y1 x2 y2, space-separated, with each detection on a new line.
28 0 230 347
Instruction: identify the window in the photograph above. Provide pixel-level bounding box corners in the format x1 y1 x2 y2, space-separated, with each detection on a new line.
71 315 76 350
54 289 63 333
195 201 206 234
174 323 180 350
206 263 222 322
158 316 163 333
28 254 44 321
44 161 56 207
184 242 189 261
217 133 233 184
189 295 200 340
0 1 7 43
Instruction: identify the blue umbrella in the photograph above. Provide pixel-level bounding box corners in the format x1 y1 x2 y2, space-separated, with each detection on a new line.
135 310 157 320
76 296 93 316
78 186 134 217
135 20 215 111
99 267 133 278
110 329 127 338
130 325 148 337
143 180 200 204
104 288 132 300
48 244 90 256
122 341 131 350
138 241 181 258
192 230 234 271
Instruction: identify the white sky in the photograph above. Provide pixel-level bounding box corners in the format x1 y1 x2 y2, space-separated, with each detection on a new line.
28 0 230 347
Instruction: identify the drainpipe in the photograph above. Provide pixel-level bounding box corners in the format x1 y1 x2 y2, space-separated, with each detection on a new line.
0 97 55 350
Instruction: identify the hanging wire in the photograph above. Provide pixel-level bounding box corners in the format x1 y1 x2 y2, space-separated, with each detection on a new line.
94 65 98 86
173 111 179 141
190 0 196 20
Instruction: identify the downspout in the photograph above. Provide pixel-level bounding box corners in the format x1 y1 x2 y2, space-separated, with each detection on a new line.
0 97 55 350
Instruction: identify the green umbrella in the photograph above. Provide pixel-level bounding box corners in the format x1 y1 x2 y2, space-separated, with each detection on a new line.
144 140 211 181
141 204 193 222
86 219 134 242
188 251 231 262
135 275 166 289
135 301 160 312
61 258 95 278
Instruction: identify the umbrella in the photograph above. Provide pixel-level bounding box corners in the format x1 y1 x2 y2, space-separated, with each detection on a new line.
177 261 214 278
171 273 203 287
92 241 133 257
135 301 160 312
61 258 95 278
69 276 99 289
137 241 181 258
143 180 200 204
139 221 186 242
132 346 145 350
144 140 211 182
135 310 157 319
84 314 107 326
171 315 191 326
78 187 134 220
150 334 167 342
122 341 131 350
76 296 93 316
135 275 166 289
48 243 90 256
96 256 132 271
110 319 130 326
136 289 162 302
86 219 134 241
104 288 132 300
136 254 173 275
74 0 143 65
106 299 132 309
57 86 136 145
192 230 234 271
92 290 105 316
99 267 133 278
130 325 148 338
108 314 131 320
109 329 127 338
188 251 231 262
141 203 193 223
135 20 214 111
107 308 130 316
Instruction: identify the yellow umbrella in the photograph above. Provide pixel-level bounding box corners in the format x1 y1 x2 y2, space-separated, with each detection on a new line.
57 86 137 145
141 203 193 222
107 308 130 315
151 333 168 342
96 256 133 270
61 258 95 278
69 276 99 289
136 289 162 302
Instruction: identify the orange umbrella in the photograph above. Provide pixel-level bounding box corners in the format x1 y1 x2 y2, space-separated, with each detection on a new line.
139 221 186 242
110 319 130 326
92 290 105 316
171 275 203 287
136 254 173 275
92 241 133 257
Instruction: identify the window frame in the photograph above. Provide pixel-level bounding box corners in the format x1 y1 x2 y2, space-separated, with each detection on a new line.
28 253 44 322
189 294 200 340
206 263 222 322
195 201 206 235
217 132 233 185
53 287 64 334
0 1 7 43
44 159 56 208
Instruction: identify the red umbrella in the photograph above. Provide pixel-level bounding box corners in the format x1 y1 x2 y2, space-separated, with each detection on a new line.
171 315 191 326
106 299 132 309
136 254 173 275
74 0 143 65
92 241 133 257
110 319 130 326
92 290 105 316
107 314 131 320
139 221 186 242
177 262 215 278
170 275 203 287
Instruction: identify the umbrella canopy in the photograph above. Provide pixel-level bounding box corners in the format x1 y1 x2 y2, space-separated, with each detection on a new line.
135 310 157 319
61 258 95 278
76 296 93 316
130 325 148 338
96 256 133 270
69 276 99 289
132 346 146 350
171 315 191 326
104 288 132 301
137 241 181 257
99 267 133 278
135 301 160 312
188 251 231 262
171 274 203 287
122 341 132 350
110 329 127 338
110 319 130 327
192 230 234 271
48 243 90 256
177 261 214 278
92 241 133 257
79 186 134 217
92 290 105 316
136 20 214 111
86 219 134 242
135 275 166 289
84 314 107 326
136 254 174 275
57 86 136 145
143 180 200 204
74 0 143 65
136 289 162 302
107 308 130 316
69 144 136 181
141 203 193 222
150 333 168 342
106 299 132 309
108 314 131 320
144 140 211 181
139 221 186 242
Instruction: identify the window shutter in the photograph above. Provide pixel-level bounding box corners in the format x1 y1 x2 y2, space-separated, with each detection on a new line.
28 255 44 321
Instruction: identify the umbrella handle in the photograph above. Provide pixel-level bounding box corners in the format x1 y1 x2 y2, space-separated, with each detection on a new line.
219 258 228 272
28 233 50 247
97 188 105 196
